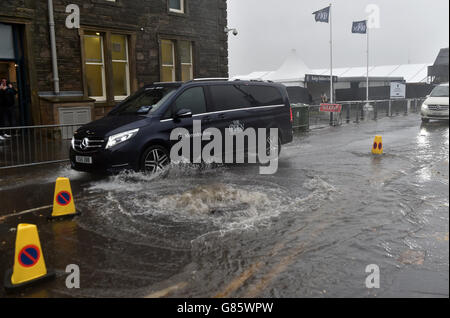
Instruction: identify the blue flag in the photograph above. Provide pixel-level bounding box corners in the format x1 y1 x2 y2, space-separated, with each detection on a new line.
352 20 367 34
313 6 330 23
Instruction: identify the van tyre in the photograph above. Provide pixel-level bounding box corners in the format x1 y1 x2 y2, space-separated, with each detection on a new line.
141 145 170 174
266 135 282 157
421 118 430 123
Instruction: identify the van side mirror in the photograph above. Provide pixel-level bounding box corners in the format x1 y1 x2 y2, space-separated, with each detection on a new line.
174 108 192 119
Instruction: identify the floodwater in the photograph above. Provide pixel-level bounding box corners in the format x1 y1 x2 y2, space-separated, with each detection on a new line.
0 114 448 298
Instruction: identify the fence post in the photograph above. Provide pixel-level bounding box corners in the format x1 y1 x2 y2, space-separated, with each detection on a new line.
405 100 410 116
374 102 378 120
346 104 350 123
356 103 360 123
388 100 392 117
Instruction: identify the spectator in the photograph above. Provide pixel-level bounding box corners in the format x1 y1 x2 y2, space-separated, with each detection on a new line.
0 77 17 139
321 92 328 104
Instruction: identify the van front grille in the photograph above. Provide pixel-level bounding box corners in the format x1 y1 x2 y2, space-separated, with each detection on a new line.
74 138 105 152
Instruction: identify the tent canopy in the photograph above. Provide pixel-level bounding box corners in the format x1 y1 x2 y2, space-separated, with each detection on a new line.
233 50 431 84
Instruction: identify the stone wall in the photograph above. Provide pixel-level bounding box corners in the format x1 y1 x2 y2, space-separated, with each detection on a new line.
1 0 228 94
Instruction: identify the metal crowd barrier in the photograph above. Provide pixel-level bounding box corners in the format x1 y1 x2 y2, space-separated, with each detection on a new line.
0 124 83 170
0 98 426 170
292 98 426 130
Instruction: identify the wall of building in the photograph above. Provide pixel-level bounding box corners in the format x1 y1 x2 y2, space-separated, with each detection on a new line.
0 0 229 124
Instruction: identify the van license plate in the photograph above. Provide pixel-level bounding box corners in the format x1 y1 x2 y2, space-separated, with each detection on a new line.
76 156 93 164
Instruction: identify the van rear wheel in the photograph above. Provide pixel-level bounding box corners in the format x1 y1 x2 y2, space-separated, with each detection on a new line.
141 145 170 174
266 135 281 157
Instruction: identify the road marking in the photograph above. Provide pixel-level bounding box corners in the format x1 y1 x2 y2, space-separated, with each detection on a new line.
214 241 287 298
214 262 263 298
0 194 103 223
241 224 328 297
0 205 53 222
243 243 307 298
145 282 188 298
214 223 328 298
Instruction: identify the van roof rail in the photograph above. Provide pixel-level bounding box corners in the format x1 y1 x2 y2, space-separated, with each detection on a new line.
191 78 230 82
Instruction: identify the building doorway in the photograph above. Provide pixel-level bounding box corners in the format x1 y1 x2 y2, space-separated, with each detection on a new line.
0 22 30 126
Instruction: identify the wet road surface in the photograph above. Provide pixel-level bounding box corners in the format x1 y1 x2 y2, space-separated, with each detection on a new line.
0 114 448 298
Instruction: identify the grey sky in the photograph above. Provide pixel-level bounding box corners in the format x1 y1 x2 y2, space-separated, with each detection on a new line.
227 0 449 76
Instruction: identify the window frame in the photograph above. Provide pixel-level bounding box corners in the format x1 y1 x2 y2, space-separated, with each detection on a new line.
83 33 107 102
159 38 195 83
161 39 176 82
80 28 137 107
169 0 185 14
180 41 193 82
111 34 131 101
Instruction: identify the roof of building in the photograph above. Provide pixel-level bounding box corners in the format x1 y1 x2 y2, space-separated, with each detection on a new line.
433 48 449 66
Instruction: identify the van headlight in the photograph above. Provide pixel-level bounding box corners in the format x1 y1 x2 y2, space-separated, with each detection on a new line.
106 129 140 149
421 103 429 111
71 137 75 150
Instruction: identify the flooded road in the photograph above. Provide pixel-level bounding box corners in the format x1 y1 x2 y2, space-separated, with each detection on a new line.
0 114 448 298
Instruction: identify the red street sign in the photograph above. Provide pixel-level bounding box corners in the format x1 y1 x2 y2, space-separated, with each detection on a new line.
320 104 342 113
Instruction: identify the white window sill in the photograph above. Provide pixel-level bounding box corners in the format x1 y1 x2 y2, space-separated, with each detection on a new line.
114 96 129 102
169 9 185 14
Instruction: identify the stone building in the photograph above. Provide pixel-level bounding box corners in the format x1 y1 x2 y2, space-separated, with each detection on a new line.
0 0 228 126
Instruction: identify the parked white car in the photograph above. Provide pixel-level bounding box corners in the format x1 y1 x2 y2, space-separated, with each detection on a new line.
421 83 449 123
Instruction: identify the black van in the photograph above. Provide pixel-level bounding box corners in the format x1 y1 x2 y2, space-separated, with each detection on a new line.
70 79 293 173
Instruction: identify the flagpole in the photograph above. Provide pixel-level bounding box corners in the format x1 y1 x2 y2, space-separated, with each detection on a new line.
330 3 333 104
329 4 334 126
366 19 369 105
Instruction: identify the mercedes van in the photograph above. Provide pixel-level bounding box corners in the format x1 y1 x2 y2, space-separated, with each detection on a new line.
70 79 293 174
421 83 449 123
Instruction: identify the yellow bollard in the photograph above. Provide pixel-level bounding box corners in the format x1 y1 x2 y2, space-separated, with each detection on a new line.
372 136 383 155
4 224 55 291
49 177 80 220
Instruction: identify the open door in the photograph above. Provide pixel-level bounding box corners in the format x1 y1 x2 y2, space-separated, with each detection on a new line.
0 22 29 126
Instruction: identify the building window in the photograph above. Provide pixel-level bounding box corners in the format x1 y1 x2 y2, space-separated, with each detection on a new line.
84 32 106 101
111 34 130 100
180 41 193 82
161 40 175 82
160 39 194 82
83 31 132 102
169 0 184 14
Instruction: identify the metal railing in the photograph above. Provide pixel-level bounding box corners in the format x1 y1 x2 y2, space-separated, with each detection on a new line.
0 124 82 170
0 98 426 170
293 98 425 130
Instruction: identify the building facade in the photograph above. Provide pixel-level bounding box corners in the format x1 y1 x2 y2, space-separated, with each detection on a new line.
0 0 228 126
428 48 449 84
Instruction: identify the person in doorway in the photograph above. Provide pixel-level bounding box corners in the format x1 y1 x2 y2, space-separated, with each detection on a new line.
0 77 17 139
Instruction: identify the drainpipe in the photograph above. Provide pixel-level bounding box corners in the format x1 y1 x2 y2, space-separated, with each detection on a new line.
48 0 60 94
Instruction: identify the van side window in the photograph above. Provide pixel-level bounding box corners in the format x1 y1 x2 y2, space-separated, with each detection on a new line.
209 85 253 111
240 85 284 107
171 87 207 116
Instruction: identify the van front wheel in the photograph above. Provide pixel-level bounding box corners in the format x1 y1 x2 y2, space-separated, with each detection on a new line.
141 145 170 174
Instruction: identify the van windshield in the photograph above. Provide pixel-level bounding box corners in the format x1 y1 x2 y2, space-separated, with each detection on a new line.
430 85 449 97
109 87 177 116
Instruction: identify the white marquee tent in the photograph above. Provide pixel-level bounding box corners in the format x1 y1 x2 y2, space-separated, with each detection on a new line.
233 50 430 85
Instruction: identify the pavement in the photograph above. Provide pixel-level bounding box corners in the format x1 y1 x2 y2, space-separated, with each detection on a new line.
0 114 448 298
